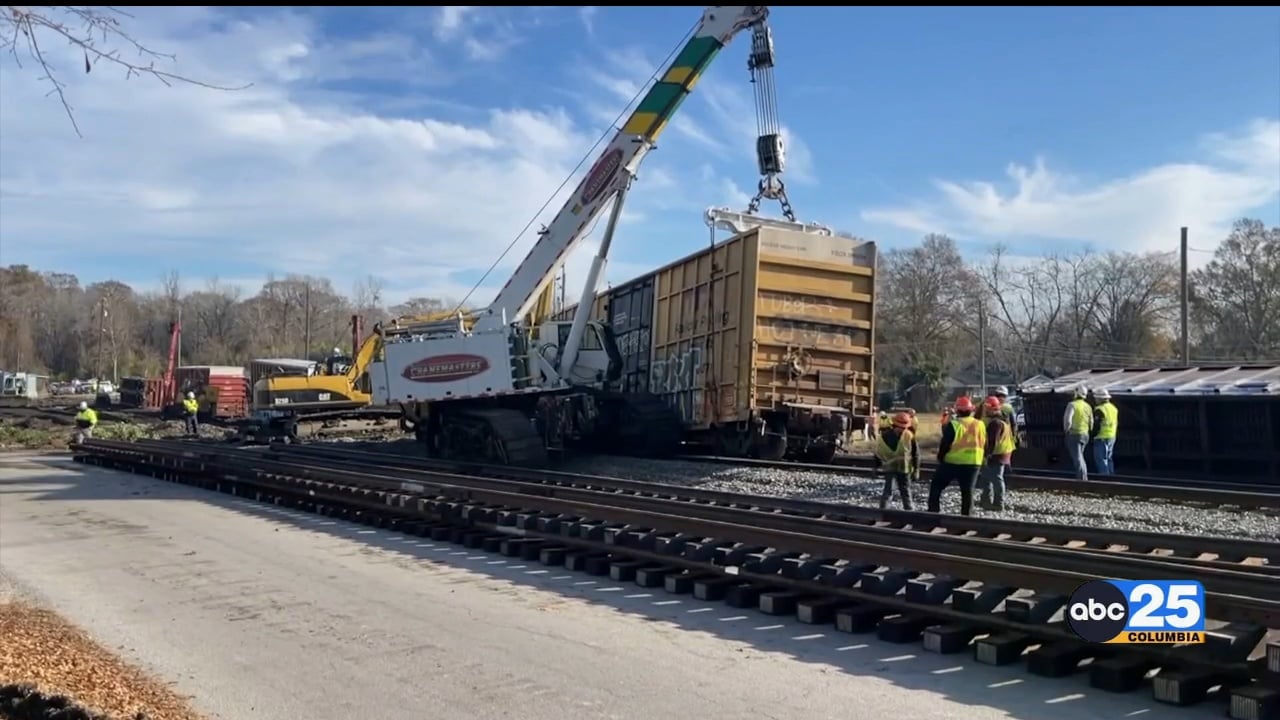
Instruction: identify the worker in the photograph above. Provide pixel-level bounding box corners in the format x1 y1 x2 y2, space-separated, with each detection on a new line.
73 401 98 444
928 396 986 516
906 408 921 486
992 385 1018 444
182 391 200 437
977 396 1015 511
1063 387 1093 481
1091 388 1118 475
867 410 887 441
874 412 915 510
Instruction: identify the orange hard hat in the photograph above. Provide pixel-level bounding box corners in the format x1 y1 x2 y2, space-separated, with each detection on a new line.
893 411 912 428
984 396 1002 412
954 396 975 413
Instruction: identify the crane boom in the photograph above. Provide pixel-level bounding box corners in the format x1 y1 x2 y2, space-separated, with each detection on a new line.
476 6 770 333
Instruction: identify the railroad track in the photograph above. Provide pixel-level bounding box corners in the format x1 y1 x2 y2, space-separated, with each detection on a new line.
263 443 1280 574
679 454 1280 510
71 439 1280 719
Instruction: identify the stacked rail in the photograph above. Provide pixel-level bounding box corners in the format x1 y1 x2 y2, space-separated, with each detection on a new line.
71 439 1280 719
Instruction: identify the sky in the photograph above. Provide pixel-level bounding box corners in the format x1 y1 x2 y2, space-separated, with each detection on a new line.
0 5 1277 306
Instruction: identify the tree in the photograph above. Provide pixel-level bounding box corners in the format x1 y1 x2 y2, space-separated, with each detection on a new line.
84 280 136 382
1190 218 1280 360
874 234 976 391
2 6 250 137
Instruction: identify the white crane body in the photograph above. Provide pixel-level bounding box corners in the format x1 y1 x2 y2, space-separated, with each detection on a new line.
370 7 772 465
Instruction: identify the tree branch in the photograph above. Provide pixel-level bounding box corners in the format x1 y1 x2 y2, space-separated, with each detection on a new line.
2 6 252 137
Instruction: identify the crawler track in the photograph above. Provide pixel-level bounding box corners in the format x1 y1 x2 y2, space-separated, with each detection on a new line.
71 439 1280 719
679 454 1280 510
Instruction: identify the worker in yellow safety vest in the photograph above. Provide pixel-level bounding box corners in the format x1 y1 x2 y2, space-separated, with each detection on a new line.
73 401 98 444
1063 387 1093 481
874 412 916 510
877 411 891 434
977 396 1016 511
1090 388 1118 475
182 391 200 437
992 385 1019 448
928 396 986 516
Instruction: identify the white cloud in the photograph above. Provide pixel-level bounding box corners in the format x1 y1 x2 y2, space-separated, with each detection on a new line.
695 79 817 186
860 118 1280 254
578 7 598 37
0 7 698 306
431 6 519 62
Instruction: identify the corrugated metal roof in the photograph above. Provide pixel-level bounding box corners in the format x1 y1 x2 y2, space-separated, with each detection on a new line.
1020 365 1280 396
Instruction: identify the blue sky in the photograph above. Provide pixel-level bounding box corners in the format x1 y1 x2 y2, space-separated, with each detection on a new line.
0 6 1276 304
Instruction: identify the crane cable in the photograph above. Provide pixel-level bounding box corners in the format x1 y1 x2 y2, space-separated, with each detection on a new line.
453 20 701 315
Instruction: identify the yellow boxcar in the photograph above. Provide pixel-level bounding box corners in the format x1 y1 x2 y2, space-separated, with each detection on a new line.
558 225 876 462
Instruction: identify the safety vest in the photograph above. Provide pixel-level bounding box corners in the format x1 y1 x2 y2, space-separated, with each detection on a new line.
183 398 199 415
1068 399 1091 434
989 417 1015 456
1095 402 1118 440
75 408 97 426
876 429 914 473
944 416 985 466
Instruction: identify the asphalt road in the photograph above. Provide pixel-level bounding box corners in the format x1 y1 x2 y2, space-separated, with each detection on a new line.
0 452 1228 720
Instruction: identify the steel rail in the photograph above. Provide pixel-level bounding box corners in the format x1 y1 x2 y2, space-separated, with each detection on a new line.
74 439 1280 628
263 442 1280 569
70 439 1280 698
832 454 1275 488
678 454 1280 509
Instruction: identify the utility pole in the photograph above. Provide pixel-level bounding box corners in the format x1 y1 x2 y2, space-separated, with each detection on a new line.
1179 226 1190 365
95 296 106 382
303 282 312 360
176 304 183 368
978 300 988 395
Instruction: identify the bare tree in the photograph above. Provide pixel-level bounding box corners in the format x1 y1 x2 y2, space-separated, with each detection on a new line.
1190 218 1280 359
2 6 251 137
874 234 976 391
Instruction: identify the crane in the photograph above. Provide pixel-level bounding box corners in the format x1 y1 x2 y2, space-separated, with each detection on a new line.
369 6 772 466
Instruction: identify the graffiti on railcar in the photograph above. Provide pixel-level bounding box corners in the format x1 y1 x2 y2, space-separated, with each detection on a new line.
766 318 865 350
760 292 841 319
613 327 651 359
650 346 706 423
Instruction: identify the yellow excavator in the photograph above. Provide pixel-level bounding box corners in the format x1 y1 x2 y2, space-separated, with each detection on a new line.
239 310 479 442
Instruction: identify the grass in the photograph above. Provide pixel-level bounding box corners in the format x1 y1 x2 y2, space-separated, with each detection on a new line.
0 421 162 451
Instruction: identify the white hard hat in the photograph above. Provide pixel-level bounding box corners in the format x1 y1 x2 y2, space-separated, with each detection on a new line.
1094 388 1111 400
994 386 1009 396
186 391 195 399
78 401 88 410
1073 387 1088 398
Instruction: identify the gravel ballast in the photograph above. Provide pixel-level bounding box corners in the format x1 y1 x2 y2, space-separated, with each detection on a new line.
322 438 1280 540
559 455 1280 541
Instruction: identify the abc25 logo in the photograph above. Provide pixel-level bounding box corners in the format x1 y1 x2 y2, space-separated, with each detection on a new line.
1067 580 1206 644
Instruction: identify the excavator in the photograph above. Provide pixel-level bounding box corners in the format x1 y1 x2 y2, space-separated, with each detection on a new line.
368 6 781 466
240 310 477 442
